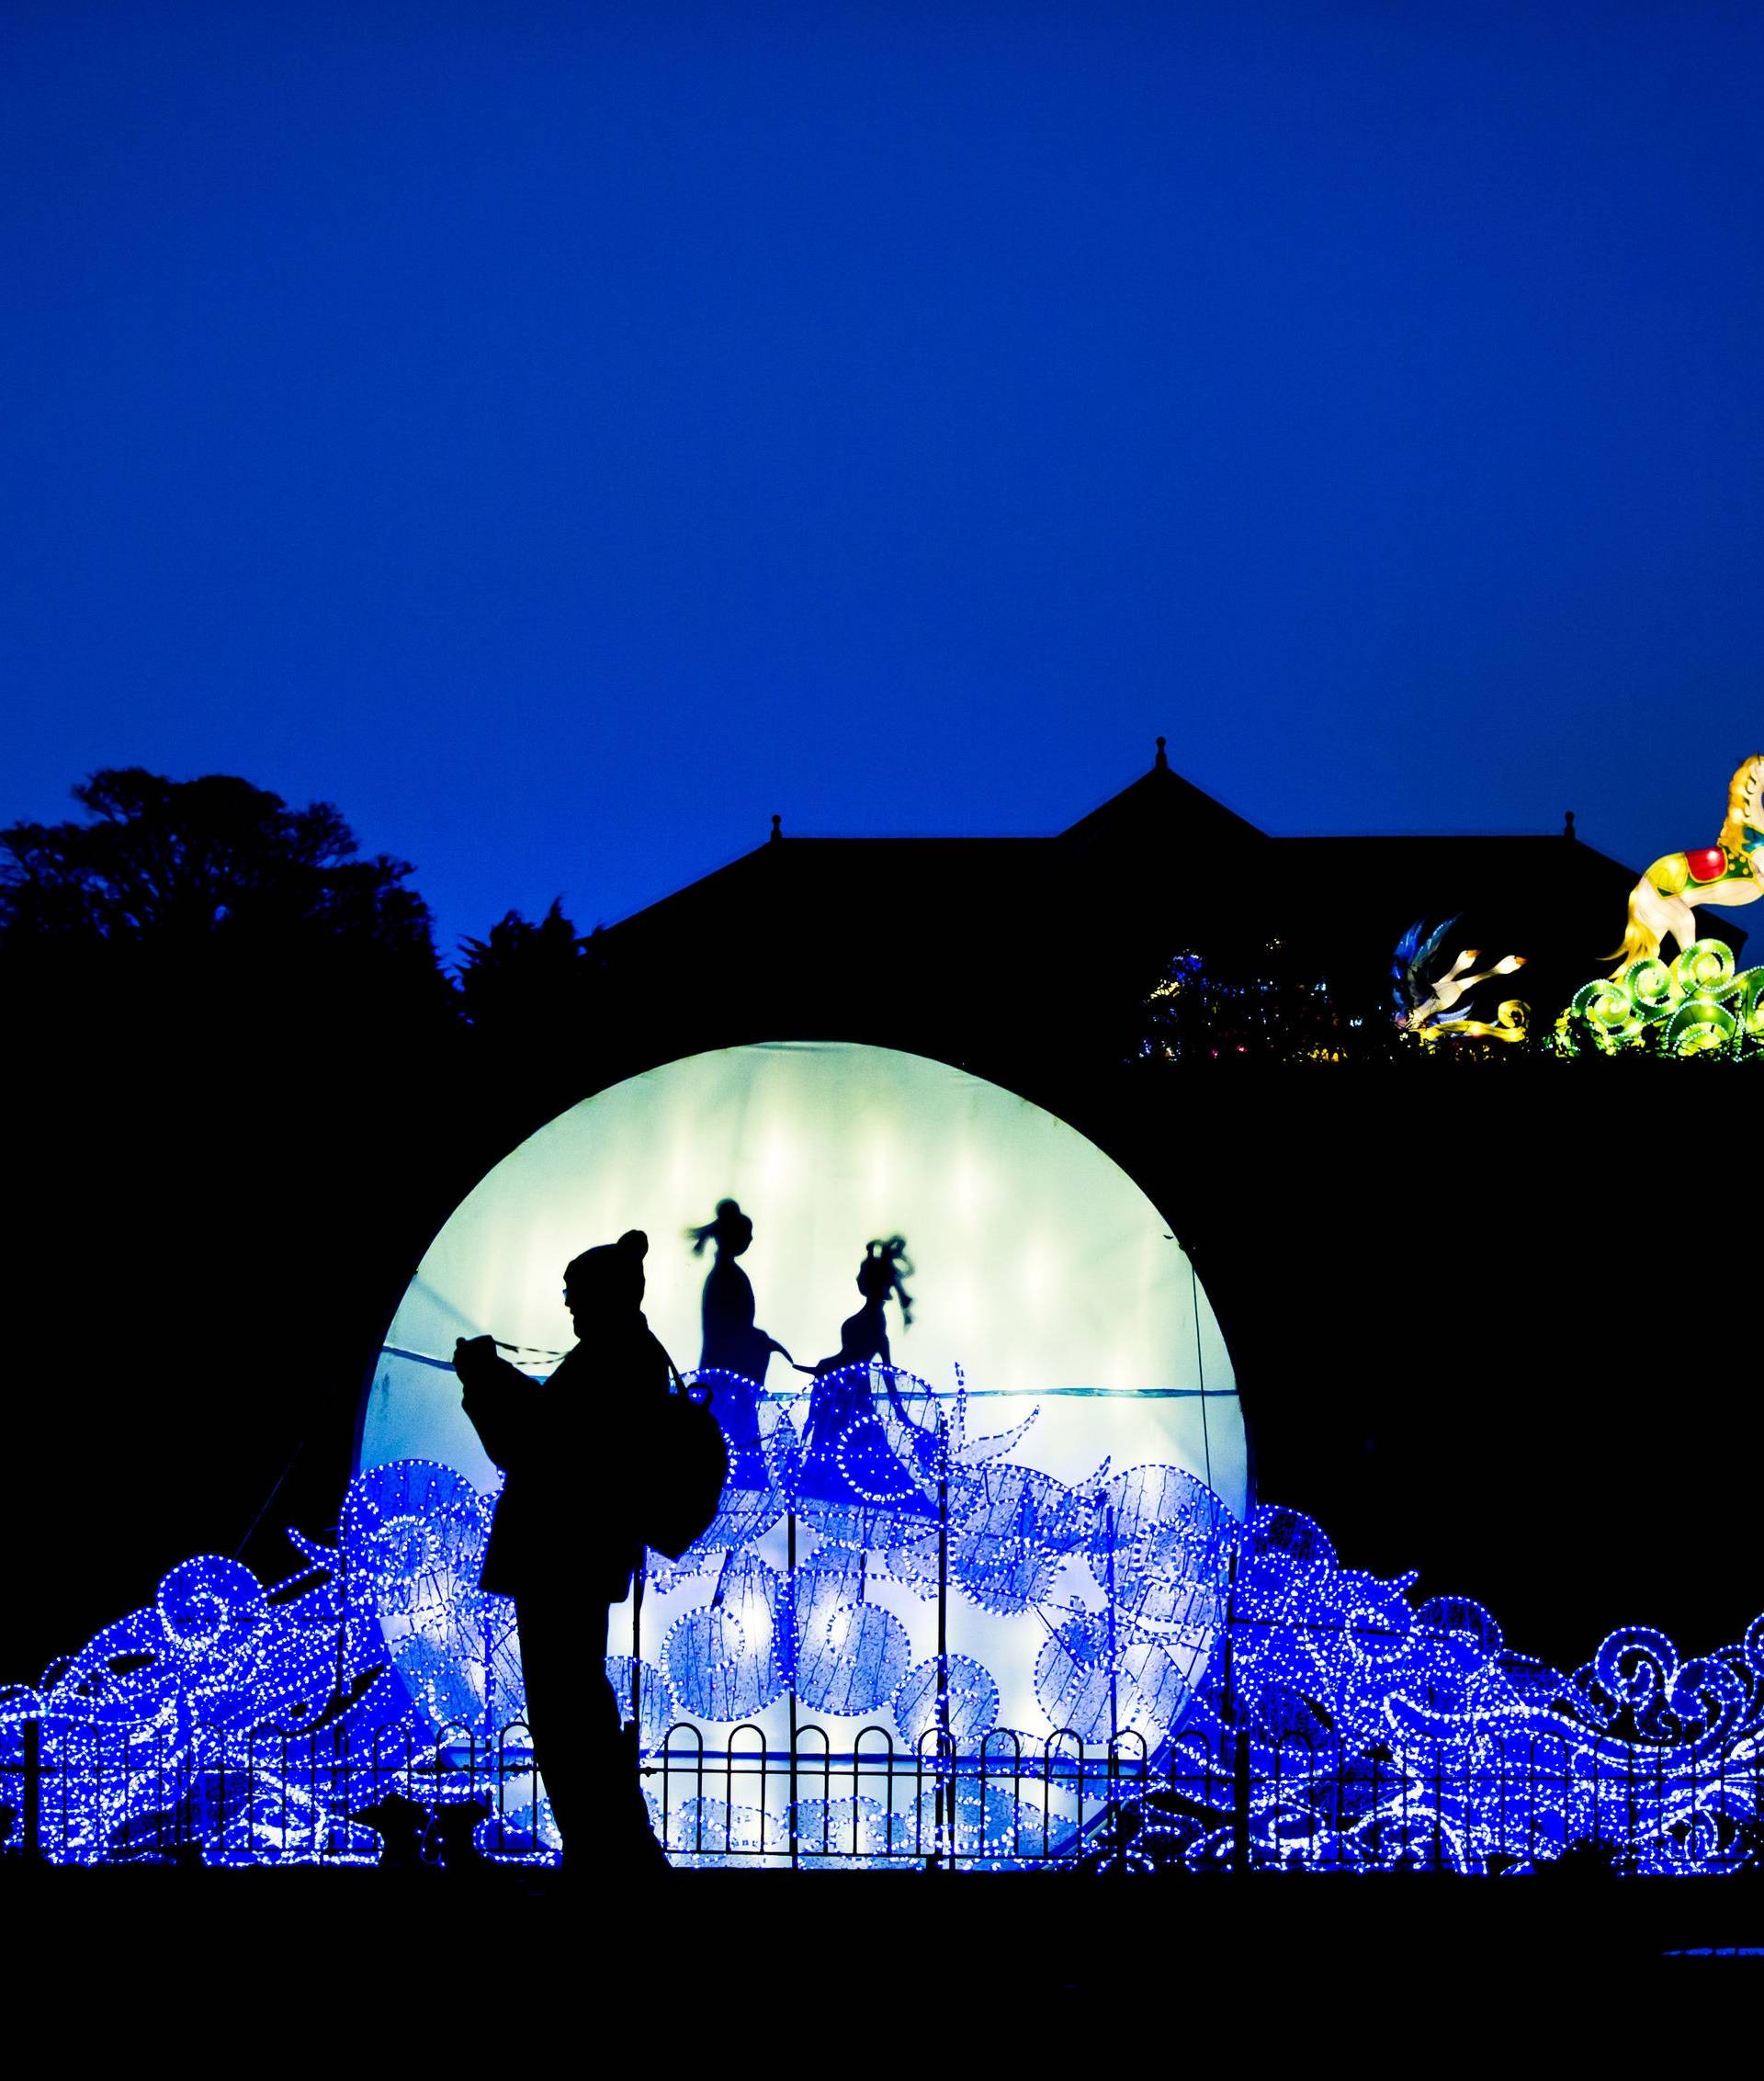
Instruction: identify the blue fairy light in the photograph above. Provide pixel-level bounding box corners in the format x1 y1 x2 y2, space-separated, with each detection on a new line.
2 1366 1759 1875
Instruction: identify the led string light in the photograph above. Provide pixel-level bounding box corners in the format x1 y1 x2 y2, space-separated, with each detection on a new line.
1145 1499 1764 1875
4 1371 1759 1873
662 1549 790 1723
1556 937 1764 1057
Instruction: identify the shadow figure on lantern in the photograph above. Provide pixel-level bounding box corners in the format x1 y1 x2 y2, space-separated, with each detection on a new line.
686 1198 794 1490
798 1237 938 1521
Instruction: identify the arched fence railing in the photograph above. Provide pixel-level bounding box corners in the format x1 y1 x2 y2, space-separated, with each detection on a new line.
4 1714 1759 1872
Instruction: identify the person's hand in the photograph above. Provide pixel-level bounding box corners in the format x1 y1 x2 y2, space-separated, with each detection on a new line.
453 1333 499 1384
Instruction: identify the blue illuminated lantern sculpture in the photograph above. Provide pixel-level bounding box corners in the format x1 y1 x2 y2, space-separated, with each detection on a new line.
7 1450 1761 1873
5 1041 1760 1875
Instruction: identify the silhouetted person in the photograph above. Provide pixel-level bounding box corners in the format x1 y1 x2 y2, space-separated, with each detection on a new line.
809 1234 913 1377
686 1198 792 1490
454 1229 670 1876
800 1237 932 1509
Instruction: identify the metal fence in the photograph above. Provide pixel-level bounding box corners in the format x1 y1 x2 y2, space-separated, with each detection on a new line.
5 1715 1759 1872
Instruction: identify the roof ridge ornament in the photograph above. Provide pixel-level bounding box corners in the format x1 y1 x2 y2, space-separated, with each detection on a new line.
769 813 783 844
1154 736 1169 772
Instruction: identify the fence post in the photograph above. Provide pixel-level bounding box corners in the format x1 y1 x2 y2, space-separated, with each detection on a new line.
22 1717 42 1862
933 1405 951 1871
1231 1725 1251 1873
787 1507 800 1873
631 1568 644 1741
1224 1545 1250 1874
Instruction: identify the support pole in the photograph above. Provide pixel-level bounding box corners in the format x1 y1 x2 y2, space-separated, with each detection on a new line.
934 1407 951 1869
1226 1546 1250 1874
22 1717 41 1863
787 1508 799 1872
630 1568 644 1737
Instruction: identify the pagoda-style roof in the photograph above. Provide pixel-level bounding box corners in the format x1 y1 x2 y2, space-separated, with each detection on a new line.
1059 736 1266 851
590 739 1743 1076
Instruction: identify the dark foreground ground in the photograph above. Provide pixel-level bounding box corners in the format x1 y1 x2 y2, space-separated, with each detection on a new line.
8 1864 1758 2041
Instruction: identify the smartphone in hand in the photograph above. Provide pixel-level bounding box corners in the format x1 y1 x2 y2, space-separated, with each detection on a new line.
453 1333 500 1384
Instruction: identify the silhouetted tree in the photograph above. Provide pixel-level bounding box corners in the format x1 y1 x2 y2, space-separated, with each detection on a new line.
0 769 462 1681
455 898 621 1139
458 898 595 1027
0 768 446 1013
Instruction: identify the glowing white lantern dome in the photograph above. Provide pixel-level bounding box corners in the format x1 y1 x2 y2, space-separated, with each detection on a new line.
365 1040 1244 1510
363 1042 1245 1799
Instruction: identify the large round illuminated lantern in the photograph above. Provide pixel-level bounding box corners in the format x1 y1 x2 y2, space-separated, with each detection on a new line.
364 1042 1245 1854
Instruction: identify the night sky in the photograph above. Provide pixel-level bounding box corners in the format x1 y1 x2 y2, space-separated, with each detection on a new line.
4 4 1761 961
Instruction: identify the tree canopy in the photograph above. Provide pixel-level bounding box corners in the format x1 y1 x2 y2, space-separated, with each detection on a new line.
1 767 442 990
0 769 467 1675
457 897 594 1024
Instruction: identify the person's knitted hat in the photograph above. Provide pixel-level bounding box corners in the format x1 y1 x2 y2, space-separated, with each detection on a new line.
563 1229 648 1306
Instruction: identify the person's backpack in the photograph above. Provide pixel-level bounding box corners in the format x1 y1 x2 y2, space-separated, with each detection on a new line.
646 1352 730 1561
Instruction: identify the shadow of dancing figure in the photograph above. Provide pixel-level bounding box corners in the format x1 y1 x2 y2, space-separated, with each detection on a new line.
799 1237 935 1515
686 1199 794 1491
453 1229 671 1877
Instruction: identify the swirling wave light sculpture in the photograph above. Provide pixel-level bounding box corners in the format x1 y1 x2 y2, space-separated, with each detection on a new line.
5 1370 1759 1875
1558 938 1764 1056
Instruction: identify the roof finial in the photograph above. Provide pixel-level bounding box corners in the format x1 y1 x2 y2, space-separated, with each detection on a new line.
1154 735 1169 772
1563 809 1576 842
769 813 783 844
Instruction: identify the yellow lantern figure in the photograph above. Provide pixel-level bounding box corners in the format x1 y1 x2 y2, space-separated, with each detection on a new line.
1608 754 1764 972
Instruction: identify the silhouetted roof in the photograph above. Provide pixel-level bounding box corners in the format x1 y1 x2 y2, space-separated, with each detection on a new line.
1060 738 1266 851
1060 741 1264 853
600 742 1745 978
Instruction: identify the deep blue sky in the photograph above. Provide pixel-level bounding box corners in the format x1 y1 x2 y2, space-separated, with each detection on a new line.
4 3 1761 961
